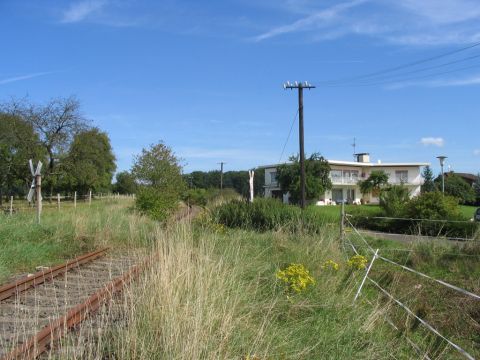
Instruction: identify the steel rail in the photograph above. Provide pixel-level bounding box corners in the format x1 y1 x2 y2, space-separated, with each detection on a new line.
2 258 147 360
0 248 108 301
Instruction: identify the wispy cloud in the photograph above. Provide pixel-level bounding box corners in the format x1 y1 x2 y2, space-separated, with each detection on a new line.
0 71 54 85
252 0 367 42
61 0 107 24
251 0 480 46
420 137 445 147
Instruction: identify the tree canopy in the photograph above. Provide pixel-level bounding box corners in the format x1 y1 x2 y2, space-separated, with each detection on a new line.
436 174 476 205
113 171 137 195
276 153 332 204
132 142 186 220
0 113 45 202
421 166 435 193
359 170 389 197
64 128 116 194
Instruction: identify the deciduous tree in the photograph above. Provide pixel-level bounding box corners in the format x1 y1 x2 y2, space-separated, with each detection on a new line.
64 128 116 194
277 153 332 204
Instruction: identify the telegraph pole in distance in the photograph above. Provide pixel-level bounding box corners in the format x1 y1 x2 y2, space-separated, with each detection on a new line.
218 162 226 191
284 81 315 209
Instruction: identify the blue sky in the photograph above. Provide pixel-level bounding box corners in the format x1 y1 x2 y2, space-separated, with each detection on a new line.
1 0 479 175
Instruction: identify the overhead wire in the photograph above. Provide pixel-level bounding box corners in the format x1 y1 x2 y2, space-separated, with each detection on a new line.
278 109 298 163
314 40 480 86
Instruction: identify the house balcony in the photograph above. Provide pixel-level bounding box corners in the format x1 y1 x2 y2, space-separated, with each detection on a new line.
330 177 360 185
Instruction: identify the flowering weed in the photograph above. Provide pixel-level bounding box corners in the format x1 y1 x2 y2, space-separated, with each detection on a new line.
321 259 339 271
347 255 368 270
276 263 315 293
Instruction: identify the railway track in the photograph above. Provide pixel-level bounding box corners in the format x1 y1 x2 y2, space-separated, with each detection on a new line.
0 249 141 359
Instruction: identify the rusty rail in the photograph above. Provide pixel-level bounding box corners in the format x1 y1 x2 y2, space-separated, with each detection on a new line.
2 260 145 360
0 248 108 301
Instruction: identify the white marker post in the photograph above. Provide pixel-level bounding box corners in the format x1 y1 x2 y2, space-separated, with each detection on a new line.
57 193 60 210
353 249 379 303
248 170 255 203
9 196 13 215
89 190 92 206
74 191 77 209
27 160 43 224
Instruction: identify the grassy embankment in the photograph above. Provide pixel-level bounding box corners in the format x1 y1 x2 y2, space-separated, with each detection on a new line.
0 198 152 283
2 198 478 358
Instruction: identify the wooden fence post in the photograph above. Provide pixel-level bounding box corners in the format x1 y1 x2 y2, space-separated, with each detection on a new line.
89 190 92 206
57 193 60 210
74 191 77 209
9 196 13 216
36 174 42 224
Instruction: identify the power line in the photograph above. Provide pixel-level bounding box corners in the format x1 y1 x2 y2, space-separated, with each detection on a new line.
342 53 480 85
327 62 480 88
278 109 298 163
315 41 480 85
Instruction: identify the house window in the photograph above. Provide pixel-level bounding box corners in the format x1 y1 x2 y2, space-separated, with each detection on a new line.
330 170 342 182
270 171 278 184
395 170 408 183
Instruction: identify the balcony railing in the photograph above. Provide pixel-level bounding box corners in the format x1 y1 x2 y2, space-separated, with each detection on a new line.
330 177 359 185
330 177 422 186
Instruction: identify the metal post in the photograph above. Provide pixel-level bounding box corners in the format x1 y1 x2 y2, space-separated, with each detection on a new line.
441 163 445 194
353 249 379 303
74 191 77 209
9 196 13 216
57 193 60 210
35 174 42 224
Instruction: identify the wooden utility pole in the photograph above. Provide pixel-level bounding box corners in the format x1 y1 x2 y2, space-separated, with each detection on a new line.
284 81 315 209
218 162 226 191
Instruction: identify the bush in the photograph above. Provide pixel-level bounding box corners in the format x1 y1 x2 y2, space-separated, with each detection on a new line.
350 191 478 238
132 142 185 221
183 188 208 207
135 186 179 221
379 185 410 217
211 198 329 234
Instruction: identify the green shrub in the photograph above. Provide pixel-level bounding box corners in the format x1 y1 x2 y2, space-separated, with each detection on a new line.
350 191 478 238
379 185 410 217
211 198 330 234
183 188 208 207
135 186 179 221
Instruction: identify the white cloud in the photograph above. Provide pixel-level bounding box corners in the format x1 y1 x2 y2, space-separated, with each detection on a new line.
251 0 480 46
0 72 54 85
474 149 480 156
420 137 445 147
252 0 368 42
61 0 107 23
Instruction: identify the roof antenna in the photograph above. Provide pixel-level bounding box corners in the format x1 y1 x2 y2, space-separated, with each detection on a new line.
352 137 357 161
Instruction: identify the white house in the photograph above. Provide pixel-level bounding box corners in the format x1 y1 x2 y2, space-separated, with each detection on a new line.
261 153 429 205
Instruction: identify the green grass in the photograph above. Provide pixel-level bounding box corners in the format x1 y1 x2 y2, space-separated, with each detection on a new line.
3 198 478 359
0 199 153 283
460 205 478 219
